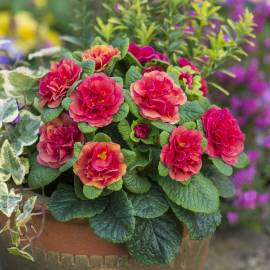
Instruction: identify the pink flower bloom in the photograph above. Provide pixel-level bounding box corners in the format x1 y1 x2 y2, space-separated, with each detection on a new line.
38 59 82 108
177 57 208 96
74 142 127 189
131 71 186 124
134 123 151 139
128 42 169 64
69 73 124 127
160 126 203 182
202 106 245 165
82 45 120 72
143 65 164 74
37 113 84 169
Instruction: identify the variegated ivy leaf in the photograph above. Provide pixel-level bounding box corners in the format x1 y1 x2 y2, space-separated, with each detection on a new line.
0 182 22 217
0 92 19 128
0 67 43 98
16 196 37 227
0 140 27 184
9 110 41 155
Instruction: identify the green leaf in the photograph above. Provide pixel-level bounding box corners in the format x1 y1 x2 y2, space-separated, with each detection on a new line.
111 76 124 87
117 119 132 143
170 202 221 240
61 97 71 110
8 247 34 262
41 106 63 123
151 121 175 133
183 121 197 129
105 56 121 75
78 122 97 133
159 131 170 146
127 214 181 265
124 52 143 68
108 180 123 191
28 154 60 188
123 170 151 194
158 161 169 177
128 186 169 218
90 191 135 243
125 66 142 89
16 196 37 227
74 142 83 158
112 37 129 58
59 156 76 173
211 157 233 176
74 176 88 200
83 185 103 200
0 140 27 185
9 110 41 155
158 174 219 213
123 89 140 118
66 80 82 96
179 101 205 124
204 165 235 198
48 184 107 222
81 60 95 75
0 92 19 126
234 153 249 169
0 182 22 217
93 132 112 142
129 151 152 170
112 102 129 122
122 149 136 166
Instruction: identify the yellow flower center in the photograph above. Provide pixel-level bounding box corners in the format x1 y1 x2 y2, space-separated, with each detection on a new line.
178 142 186 148
98 150 107 160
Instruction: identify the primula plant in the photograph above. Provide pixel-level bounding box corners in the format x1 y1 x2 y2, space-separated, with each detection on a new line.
0 0 254 265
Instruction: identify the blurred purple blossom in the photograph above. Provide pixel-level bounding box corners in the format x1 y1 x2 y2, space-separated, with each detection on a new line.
235 190 258 209
226 212 239 224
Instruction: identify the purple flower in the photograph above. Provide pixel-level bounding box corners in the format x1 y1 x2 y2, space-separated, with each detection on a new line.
226 212 239 224
258 192 270 206
247 149 261 164
232 166 256 188
256 108 270 128
236 190 258 209
263 135 270 149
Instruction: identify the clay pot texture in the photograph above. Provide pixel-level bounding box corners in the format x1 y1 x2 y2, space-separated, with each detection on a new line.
0 196 210 270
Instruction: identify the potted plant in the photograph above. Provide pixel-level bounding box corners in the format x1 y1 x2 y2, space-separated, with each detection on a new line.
0 1 255 269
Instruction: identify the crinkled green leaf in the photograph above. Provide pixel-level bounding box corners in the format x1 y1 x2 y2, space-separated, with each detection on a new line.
234 152 249 169
93 132 112 142
123 89 140 118
204 164 235 198
90 190 135 243
49 184 107 222
159 131 170 146
28 154 60 188
111 76 124 87
59 156 77 173
61 97 71 110
128 186 169 218
170 202 221 240
125 65 142 89
74 142 83 158
158 174 219 213
112 102 129 122
211 157 233 176
122 149 136 166
81 60 95 75
179 100 205 124
127 214 181 265
123 170 151 194
41 106 63 123
112 37 129 58
158 161 169 177
117 119 132 143
108 180 123 191
78 122 97 133
83 185 103 200
151 121 175 133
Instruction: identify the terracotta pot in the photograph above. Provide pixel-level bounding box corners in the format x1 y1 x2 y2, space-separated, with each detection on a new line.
0 195 210 270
